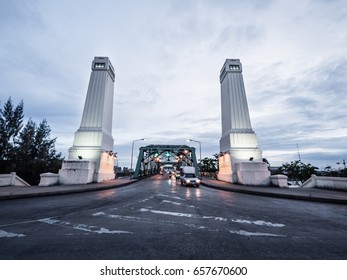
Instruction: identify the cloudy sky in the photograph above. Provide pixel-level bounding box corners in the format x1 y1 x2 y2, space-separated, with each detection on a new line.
1 0 347 169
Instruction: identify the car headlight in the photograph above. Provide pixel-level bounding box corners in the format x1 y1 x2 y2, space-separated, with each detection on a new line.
186 179 191 183
196 179 200 183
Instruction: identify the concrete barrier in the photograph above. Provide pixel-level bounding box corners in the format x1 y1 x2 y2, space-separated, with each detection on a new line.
39 173 59 186
0 172 30 187
302 175 347 190
235 162 271 186
270 174 288 188
59 160 95 185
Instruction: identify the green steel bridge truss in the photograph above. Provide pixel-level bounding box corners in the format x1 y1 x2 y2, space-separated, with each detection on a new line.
132 144 199 178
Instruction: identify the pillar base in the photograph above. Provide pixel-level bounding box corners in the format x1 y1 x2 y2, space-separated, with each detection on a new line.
235 161 270 185
58 160 95 185
218 155 270 185
217 173 235 183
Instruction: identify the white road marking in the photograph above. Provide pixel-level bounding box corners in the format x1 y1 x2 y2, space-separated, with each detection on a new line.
92 208 285 237
203 216 285 227
138 196 155 203
92 212 152 222
93 210 284 236
252 220 285 227
0 229 25 238
38 217 133 234
156 194 185 201
232 219 284 227
203 216 228 222
92 212 106 216
39 217 69 225
139 209 285 229
229 230 286 237
140 208 193 217
72 224 132 234
161 200 182 206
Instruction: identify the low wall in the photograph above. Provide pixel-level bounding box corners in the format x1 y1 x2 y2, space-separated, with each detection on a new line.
270 174 288 188
39 173 59 186
302 175 347 191
0 172 30 187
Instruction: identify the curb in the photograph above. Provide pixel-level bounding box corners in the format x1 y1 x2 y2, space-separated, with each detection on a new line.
2 178 346 205
0 179 138 200
201 181 347 205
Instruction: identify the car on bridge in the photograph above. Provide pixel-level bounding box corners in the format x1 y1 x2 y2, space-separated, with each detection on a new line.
180 166 200 187
180 173 200 187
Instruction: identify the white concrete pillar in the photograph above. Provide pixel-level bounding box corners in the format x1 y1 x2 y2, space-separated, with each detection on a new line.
218 59 269 184
60 57 116 184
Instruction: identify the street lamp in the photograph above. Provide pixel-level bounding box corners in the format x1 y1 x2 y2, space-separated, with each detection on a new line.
130 138 146 176
187 139 201 176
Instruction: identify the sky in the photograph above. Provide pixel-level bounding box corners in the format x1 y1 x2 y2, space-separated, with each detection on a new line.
1 0 347 170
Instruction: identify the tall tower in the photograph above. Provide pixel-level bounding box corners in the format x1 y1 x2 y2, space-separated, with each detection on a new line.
218 59 269 185
59 57 116 184
69 57 115 160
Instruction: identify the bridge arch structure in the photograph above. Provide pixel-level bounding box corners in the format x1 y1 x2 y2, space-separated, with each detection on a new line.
133 144 199 178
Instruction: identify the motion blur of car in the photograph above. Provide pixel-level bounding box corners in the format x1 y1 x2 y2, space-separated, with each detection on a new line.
175 171 181 179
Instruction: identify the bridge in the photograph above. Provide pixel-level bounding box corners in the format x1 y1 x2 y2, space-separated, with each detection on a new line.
59 58 270 185
132 144 199 178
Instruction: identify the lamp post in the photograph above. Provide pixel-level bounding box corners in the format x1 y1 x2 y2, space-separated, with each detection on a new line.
130 138 145 177
188 139 201 176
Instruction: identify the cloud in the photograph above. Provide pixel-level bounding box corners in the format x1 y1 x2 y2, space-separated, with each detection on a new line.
1 0 346 169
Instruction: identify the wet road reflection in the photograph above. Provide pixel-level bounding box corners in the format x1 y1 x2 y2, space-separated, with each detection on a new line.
1 175 346 259
95 189 118 199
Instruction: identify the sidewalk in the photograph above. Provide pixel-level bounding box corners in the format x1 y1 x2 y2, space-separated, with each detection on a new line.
1 176 346 204
201 177 347 205
0 177 137 200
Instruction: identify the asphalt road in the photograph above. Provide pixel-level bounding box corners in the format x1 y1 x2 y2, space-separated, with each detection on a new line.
0 175 346 259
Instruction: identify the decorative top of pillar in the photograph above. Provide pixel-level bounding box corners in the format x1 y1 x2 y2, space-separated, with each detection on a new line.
92 57 115 82
220 59 243 83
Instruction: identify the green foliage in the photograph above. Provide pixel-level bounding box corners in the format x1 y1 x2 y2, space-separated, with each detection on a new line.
279 160 318 183
0 98 62 185
199 157 218 172
0 97 24 164
340 168 347 177
321 165 347 177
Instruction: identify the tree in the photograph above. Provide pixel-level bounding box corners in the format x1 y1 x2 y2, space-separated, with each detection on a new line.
279 160 318 183
200 157 218 172
0 98 63 185
0 97 24 172
321 165 347 177
14 119 62 185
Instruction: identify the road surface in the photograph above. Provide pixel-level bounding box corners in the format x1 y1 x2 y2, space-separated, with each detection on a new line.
0 175 346 259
